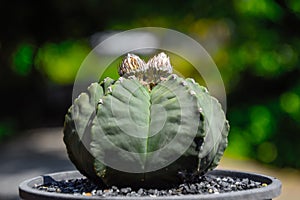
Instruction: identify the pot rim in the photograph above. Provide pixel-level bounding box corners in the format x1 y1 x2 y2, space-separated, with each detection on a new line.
19 169 281 200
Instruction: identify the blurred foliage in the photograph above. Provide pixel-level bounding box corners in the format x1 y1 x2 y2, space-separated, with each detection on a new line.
0 121 14 140
12 43 35 76
35 40 90 84
0 0 300 169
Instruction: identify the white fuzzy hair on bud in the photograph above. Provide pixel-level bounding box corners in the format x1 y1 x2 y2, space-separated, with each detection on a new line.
147 52 172 74
118 52 173 88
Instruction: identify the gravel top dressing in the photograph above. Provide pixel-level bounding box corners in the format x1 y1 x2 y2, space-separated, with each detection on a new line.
33 174 267 198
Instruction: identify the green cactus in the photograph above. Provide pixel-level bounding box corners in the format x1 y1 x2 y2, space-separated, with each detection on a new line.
63 52 229 189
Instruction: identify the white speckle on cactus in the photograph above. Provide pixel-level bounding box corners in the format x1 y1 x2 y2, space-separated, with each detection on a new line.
118 77 124 82
98 99 103 104
181 81 187 86
198 107 203 113
171 74 177 80
190 90 196 96
200 146 204 151
108 86 112 93
190 79 196 84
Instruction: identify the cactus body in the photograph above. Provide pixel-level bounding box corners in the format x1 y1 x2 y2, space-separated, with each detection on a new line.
64 52 229 188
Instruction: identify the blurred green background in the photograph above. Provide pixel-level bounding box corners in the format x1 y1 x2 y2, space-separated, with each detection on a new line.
0 0 300 170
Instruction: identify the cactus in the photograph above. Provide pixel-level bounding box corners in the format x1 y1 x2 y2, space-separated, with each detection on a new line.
63 52 229 189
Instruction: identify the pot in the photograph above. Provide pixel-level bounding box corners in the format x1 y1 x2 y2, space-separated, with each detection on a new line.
19 170 281 200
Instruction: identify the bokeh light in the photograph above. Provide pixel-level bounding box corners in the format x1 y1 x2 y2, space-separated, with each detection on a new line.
12 43 34 76
35 40 90 84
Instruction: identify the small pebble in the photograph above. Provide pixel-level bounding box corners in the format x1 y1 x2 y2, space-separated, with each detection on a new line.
83 192 92 196
137 188 144 195
47 188 56 192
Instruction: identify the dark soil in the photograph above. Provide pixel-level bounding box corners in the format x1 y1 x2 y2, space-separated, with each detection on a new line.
34 174 267 197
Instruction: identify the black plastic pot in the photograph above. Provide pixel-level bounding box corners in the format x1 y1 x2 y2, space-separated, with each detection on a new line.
19 170 281 200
